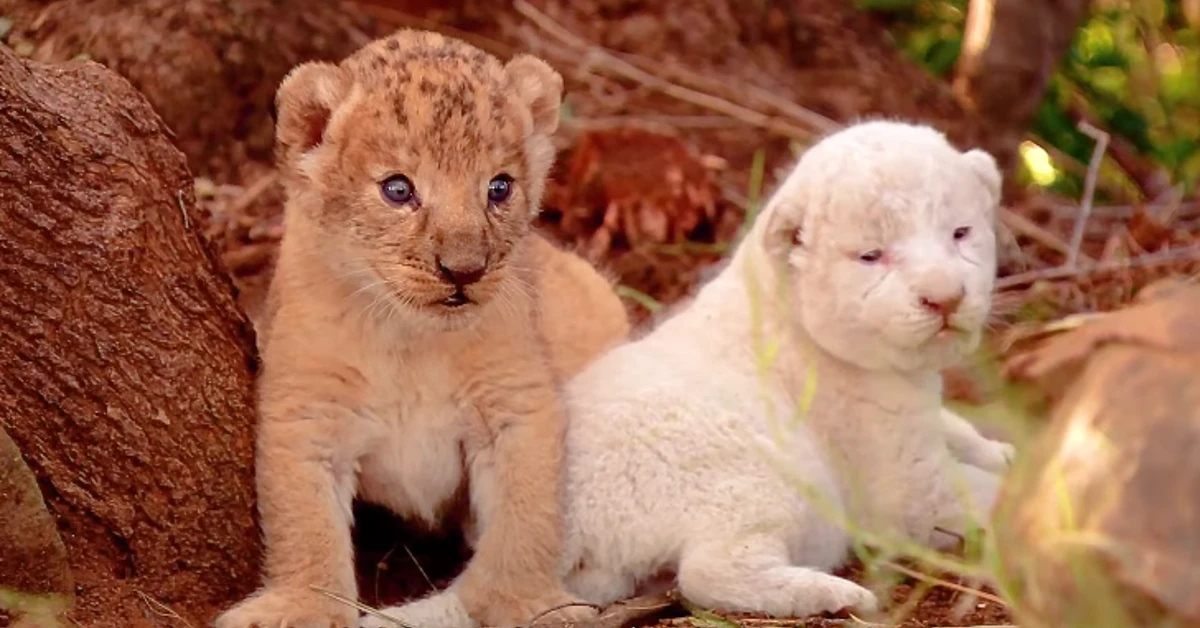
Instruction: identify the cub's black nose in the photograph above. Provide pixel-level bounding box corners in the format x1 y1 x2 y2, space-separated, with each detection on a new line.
436 258 486 287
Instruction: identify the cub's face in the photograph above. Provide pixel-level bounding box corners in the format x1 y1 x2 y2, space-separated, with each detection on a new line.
767 122 1001 373
274 31 563 329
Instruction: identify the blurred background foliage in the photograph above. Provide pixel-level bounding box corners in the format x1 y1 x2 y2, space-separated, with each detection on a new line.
861 0 1200 201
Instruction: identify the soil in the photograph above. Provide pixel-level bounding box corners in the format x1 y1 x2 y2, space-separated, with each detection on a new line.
0 0 386 181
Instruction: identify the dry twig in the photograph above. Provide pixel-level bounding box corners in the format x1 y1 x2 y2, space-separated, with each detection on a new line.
511 0 815 142
662 616 1016 628
990 120 1200 289
223 172 278 219
996 245 1200 289
613 50 838 135
1026 132 1131 202
135 591 195 628
310 585 416 628
1067 122 1110 268
1048 201 1200 220
998 209 1082 261
513 0 1061 281
564 114 747 133
528 602 605 626
534 591 679 628
878 561 1008 608
402 544 438 593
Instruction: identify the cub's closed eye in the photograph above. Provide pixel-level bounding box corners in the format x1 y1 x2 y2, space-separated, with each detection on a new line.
953 226 971 240
488 173 514 205
858 249 884 264
381 174 416 206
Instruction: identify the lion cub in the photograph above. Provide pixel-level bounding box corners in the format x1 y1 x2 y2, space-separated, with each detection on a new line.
556 120 1013 616
215 30 628 628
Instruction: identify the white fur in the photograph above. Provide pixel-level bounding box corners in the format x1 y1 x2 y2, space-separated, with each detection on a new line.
365 120 1014 627
940 407 1014 474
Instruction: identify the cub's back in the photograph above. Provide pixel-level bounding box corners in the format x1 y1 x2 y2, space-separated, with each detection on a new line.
531 234 631 380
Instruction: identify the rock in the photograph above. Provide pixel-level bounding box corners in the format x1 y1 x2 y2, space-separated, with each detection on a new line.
996 280 1200 628
0 424 73 625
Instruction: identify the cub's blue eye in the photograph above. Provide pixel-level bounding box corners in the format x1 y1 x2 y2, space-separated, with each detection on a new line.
858 249 884 264
381 174 414 206
488 174 514 204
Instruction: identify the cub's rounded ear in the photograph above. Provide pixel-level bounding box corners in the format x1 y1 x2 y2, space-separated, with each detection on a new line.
761 200 805 263
274 61 352 169
962 148 1002 207
504 53 564 136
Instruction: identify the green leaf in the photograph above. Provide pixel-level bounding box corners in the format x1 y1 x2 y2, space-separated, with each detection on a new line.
1159 137 1200 168
679 598 743 628
924 36 962 76
615 285 662 313
854 0 921 13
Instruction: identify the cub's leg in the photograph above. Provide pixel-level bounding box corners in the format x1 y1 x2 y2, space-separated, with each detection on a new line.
564 563 638 608
927 461 1003 552
215 404 360 628
362 591 475 628
939 408 1014 474
677 535 878 618
451 348 594 628
362 560 634 628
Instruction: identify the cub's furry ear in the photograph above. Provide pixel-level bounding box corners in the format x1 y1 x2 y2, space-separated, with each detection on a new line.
962 148 1002 210
275 61 352 171
761 196 806 264
504 54 564 136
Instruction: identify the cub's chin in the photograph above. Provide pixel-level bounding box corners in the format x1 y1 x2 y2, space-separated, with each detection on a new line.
414 282 505 332
916 327 981 368
427 304 486 332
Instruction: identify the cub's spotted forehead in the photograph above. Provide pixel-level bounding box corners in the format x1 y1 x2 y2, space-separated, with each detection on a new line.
340 30 521 161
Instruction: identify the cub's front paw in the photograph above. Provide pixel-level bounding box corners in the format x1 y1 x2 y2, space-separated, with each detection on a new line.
361 591 477 628
822 578 879 617
214 587 357 628
524 591 599 625
462 586 596 628
972 439 1015 474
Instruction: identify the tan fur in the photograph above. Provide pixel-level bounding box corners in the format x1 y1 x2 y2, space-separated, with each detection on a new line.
531 236 631 379
215 30 629 628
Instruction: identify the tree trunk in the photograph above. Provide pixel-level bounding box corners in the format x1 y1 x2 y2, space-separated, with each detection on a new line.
952 0 1091 179
0 46 261 627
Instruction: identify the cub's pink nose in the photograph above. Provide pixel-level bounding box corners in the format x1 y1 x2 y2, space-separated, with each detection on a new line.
918 291 964 316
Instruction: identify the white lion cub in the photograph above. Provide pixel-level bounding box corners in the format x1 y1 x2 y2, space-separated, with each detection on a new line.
366 120 1013 626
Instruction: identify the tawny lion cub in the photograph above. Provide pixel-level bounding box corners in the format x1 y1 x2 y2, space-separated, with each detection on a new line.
215 30 628 628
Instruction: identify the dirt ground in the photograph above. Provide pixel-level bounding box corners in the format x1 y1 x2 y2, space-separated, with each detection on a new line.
3 0 1199 626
